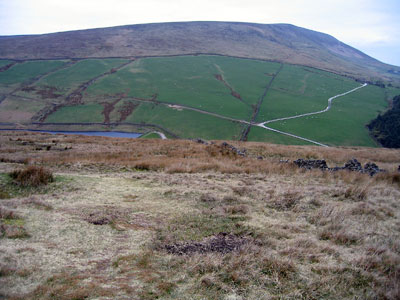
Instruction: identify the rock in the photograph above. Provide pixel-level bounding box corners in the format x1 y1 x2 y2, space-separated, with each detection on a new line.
293 158 385 176
293 159 328 170
195 138 208 145
343 158 362 171
363 162 384 176
220 142 246 157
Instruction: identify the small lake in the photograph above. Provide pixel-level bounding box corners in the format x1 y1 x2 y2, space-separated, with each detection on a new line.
0 129 142 138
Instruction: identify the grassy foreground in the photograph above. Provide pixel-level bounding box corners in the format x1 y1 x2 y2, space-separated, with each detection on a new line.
0 131 400 299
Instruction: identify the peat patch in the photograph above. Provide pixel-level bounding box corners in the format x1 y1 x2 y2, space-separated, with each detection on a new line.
164 232 251 255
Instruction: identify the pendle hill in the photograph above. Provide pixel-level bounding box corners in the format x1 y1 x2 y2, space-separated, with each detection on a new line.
0 21 399 146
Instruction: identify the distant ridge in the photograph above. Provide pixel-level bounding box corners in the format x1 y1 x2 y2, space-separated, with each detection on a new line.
0 21 399 85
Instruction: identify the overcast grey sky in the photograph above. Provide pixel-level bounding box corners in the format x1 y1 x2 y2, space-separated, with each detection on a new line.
1 0 399 66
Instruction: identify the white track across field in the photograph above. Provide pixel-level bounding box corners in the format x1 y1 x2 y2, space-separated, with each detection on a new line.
255 83 368 147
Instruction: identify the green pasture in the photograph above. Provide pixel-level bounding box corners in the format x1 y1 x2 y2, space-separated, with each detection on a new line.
256 64 360 122
246 126 313 146
45 103 104 123
0 60 66 85
0 60 13 68
266 85 387 146
37 59 128 93
141 132 162 139
86 56 281 120
0 97 46 123
0 55 397 146
125 102 244 140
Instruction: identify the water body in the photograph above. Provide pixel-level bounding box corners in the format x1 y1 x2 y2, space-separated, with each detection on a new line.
0 129 142 138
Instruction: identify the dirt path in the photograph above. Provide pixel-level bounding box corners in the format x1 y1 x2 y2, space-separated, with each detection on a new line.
128 96 251 125
257 123 329 147
152 131 167 139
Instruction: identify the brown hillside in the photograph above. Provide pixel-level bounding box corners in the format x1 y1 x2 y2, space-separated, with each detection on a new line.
1 22 400 84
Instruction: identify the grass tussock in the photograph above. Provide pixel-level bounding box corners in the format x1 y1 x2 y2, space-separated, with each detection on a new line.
13 272 114 300
9 166 53 187
0 206 29 239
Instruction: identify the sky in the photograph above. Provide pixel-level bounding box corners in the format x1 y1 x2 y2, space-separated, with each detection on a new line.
0 0 399 66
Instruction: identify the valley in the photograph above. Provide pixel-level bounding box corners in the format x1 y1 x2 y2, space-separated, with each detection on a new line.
0 55 398 146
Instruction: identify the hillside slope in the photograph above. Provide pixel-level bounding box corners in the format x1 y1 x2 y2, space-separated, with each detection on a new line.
1 21 400 85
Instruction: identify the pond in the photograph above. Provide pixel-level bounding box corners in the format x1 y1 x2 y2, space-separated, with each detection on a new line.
0 129 142 138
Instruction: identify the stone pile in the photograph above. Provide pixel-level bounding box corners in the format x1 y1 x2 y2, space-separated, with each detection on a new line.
220 142 246 157
293 158 385 176
293 159 328 170
195 138 209 145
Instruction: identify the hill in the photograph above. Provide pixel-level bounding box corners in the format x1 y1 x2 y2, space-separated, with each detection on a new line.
1 21 400 85
1 22 400 146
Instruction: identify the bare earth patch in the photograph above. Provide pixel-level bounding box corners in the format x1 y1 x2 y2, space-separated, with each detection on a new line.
164 232 252 255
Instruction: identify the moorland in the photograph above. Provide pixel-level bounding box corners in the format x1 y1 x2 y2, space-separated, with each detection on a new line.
0 131 400 299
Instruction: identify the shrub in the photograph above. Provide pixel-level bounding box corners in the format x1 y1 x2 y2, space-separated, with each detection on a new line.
9 166 54 187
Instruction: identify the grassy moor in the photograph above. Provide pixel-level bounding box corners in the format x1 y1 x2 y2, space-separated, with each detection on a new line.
0 131 399 299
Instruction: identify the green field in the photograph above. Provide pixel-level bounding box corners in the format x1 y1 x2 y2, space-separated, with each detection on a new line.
256 64 360 122
141 132 162 139
0 60 13 68
86 56 281 120
125 102 244 140
45 104 104 123
37 59 128 93
0 60 66 85
1 55 399 146
267 85 388 147
0 96 46 123
246 126 314 146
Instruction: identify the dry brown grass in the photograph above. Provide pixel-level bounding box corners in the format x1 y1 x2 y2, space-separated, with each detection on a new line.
1 131 399 178
0 131 400 299
9 165 53 187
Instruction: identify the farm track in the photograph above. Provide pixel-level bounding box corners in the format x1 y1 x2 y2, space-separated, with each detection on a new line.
259 83 368 126
256 83 368 146
127 96 250 125
239 63 283 141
